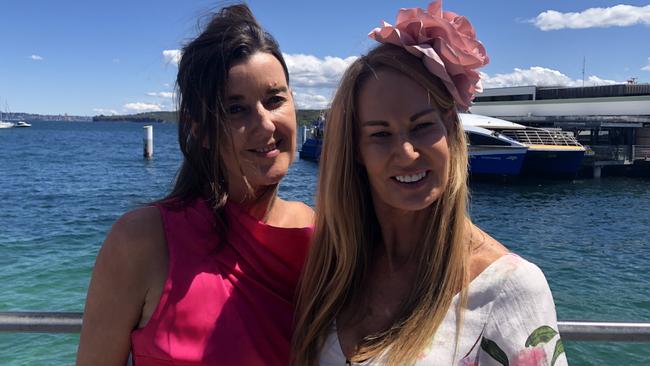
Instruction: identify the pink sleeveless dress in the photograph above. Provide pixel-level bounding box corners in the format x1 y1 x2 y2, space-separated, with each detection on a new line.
130 198 313 366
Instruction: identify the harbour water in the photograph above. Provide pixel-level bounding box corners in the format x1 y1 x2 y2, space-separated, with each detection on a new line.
0 121 648 365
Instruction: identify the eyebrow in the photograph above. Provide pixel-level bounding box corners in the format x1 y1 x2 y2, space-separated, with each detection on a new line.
410 108 437 122
227 86 289 101
362 108 438 127
362 120 389 127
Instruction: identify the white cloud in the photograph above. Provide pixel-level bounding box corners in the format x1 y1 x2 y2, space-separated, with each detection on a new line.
480 67 622 88
163 49 181 66
642 58 650 71
292 91 330 109
30 54 44 61
531 4 650 31
93 108 118 115
147 91 175 98
124 102 162 112
156 51 355 108
284 53 357 88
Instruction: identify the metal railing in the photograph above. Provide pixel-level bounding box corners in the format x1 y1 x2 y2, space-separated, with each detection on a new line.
501 129 582 147
1 312 649 342
588 145 631 161
632 145 650 160
585 144 650 162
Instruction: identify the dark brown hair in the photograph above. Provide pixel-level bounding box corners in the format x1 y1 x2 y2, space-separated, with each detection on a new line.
161 4 289 222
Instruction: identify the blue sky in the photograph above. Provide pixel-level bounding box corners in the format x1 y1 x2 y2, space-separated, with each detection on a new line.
1 0 649 115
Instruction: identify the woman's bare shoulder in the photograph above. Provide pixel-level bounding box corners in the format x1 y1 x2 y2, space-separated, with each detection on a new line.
468 224 510 282
110 206 164 246
99 206 167 282
273 199 315 228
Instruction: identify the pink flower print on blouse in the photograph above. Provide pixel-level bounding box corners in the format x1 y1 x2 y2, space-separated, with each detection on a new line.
513 347 547 366
458 355 478 366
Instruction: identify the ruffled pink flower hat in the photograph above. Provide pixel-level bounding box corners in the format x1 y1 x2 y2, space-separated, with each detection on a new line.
369 0 489 110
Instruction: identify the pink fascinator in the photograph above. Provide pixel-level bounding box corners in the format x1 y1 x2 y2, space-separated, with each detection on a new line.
369 0 489 110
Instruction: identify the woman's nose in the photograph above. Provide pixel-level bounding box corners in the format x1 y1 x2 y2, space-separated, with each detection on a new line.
396 138 419 161
253 104 276 134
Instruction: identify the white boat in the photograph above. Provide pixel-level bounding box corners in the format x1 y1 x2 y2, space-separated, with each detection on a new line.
14 121 31 127
0 105 15 128
460 113 586 179
0 121 14 129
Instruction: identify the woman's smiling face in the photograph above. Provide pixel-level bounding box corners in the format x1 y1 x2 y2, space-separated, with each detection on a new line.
221 52 296 200
357 68 450 213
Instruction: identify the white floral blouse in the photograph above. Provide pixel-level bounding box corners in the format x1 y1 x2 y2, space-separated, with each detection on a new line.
319 254 568 365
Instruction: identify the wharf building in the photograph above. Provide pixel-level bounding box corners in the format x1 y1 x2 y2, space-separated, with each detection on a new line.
470 83 650 177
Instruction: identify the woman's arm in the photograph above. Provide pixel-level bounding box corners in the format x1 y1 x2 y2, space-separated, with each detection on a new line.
76 207 167 366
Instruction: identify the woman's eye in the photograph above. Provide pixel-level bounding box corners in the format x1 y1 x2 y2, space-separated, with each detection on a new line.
370 131 390 138
413 123 433 131
265 95 286 109
228 105 246 115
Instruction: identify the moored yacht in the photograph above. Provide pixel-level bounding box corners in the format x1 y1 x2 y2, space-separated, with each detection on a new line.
0 121 14 129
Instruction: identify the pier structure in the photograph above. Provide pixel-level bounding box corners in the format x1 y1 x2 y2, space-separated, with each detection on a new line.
470 84 650 177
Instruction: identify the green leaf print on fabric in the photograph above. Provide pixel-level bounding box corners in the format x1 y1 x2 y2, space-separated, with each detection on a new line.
551 339 565 366
524 325 558 347
480 337 509 366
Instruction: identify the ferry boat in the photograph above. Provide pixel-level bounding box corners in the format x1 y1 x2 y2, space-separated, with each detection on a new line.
460 113 585 179
461 123 528 177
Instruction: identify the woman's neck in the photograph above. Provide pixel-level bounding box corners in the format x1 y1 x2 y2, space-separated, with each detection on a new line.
372 202 431 271
230 184 279 223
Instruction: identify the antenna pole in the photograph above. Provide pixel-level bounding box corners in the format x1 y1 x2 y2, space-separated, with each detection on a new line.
582 56 586 87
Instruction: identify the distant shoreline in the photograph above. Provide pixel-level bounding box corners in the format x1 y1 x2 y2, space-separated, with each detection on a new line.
7 109 325 126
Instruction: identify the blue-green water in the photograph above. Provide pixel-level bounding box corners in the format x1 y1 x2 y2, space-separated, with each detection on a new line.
0 121 648 365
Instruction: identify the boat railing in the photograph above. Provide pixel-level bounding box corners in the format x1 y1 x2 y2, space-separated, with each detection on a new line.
501 129 582 147
1 311 650 342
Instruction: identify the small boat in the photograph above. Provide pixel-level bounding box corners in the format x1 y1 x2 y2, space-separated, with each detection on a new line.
462 123 528 177
14 121 31 127
0 107 16 128
460 113 585 179
0 121 14 129
299 115 324 162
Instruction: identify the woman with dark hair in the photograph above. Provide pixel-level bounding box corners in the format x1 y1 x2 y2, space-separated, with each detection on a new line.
77 4 313 365
293 1 566 365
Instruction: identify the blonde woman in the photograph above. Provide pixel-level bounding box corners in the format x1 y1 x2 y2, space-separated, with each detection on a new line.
293 1 567 365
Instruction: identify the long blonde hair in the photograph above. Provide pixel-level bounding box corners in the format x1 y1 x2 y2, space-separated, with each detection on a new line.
292 44 471 365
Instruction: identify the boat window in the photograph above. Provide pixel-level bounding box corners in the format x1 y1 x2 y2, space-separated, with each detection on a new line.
466 132 511 146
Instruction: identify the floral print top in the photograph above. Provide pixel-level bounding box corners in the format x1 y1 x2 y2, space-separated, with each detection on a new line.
319 254 568 365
